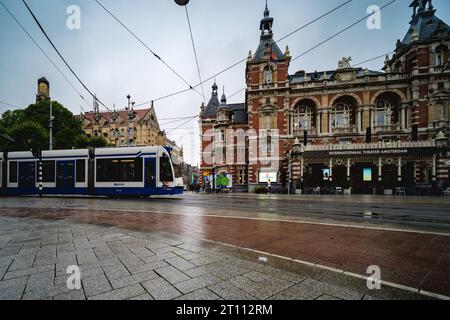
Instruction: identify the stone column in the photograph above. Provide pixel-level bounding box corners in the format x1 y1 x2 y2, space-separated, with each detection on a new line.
329 158 333 182
300 157 304 182
378 158 383 182
432 155 437 182
400 106 406 130
346 158 351 182
316 113 321 135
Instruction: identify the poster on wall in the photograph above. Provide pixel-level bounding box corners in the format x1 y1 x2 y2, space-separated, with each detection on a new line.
363 168 373 182
322 169 330 181
216 173 233 190
259 172 277 183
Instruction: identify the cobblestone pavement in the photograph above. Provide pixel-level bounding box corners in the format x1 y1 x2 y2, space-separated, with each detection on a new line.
0 215 431 300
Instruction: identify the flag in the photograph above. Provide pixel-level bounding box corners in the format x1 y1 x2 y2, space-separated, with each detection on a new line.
270 52 279 64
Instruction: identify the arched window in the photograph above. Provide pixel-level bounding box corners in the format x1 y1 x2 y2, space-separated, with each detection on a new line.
435 45 448 66
375 100 392 126
294 106 312 131
332 103 350 128
373 92 403 130
292 99 317 134
263 66 273 84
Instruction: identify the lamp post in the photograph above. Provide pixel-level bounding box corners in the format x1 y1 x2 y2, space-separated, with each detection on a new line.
288 137 304 195
435 131 448 188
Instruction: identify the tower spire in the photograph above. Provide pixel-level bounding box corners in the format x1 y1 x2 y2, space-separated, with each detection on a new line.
264 0 269 17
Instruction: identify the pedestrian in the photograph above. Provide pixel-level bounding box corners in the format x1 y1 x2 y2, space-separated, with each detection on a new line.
267 179 272 194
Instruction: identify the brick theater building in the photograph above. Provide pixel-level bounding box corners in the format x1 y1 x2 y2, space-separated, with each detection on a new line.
200 0 450 194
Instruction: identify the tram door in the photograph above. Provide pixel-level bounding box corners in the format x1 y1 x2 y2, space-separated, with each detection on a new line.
56 161 75 192
145 158 156 190
18 162 36 189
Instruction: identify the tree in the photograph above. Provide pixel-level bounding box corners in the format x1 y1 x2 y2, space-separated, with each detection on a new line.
0 100 88 151
23 100 84 150
74 135 109 148
5 121 48 154
0 109 26 128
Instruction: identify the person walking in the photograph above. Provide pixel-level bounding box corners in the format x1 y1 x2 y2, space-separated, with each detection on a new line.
267 179 272 194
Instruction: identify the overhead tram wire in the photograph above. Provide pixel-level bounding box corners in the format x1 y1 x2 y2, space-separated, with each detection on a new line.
291 0 398 62
0 0 91 109
21 0 113 113
135 0 354 106
353 50 395 67
166 116 198 134
0 100 20 109
94 0 202 100
185 4 206 102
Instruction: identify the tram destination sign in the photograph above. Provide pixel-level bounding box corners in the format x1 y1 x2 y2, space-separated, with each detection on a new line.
304 147 437 158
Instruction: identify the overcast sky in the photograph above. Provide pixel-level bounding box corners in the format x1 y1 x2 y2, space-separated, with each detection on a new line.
1 0 450 165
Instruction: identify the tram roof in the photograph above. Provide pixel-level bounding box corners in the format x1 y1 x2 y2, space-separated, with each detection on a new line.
7 151 34 160
94 146 166 157
42 149 89 158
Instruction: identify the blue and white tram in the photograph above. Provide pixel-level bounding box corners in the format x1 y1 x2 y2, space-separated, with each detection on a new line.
40 149 90 195
94 146 181 196
0 152 4 196
6 151 37 195
3 146 182 197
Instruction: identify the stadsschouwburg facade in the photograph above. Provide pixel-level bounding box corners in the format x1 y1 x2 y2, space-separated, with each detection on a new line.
200 0 450 195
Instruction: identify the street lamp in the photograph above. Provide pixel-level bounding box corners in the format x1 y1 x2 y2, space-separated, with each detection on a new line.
288 137 304 195
174 0 189 6
435 131 448 157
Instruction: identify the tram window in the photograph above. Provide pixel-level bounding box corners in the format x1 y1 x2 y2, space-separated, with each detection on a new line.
96 158 143 182
42 161 55 182
76 160 86 183
9 161 17 183
159 155 174 182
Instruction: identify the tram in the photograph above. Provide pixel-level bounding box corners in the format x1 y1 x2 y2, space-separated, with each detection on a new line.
1 147 182 197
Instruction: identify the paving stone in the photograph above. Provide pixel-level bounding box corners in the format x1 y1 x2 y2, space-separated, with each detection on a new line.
103 263 131 280
118 253 145 269
229 275 294 300
165 256 196 271
189 256 223 267
208 281 256 300
0 258 12 279
155 266 190 284
89 284 145 300
242 271 273 283
4 264 54 280
273 278 362 300
25 270 55 293
128 293 154 300
174 274 222 294
141 277 182 300
110 270 159 289
175 288 220 300
0 276 29 300
9 255 35 272
128 260 169 275
316 294 343 300
82 274 112 297
257 266 306 283
54 289 86 300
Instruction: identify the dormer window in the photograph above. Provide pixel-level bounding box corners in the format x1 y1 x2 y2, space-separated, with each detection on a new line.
264 66 273 84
